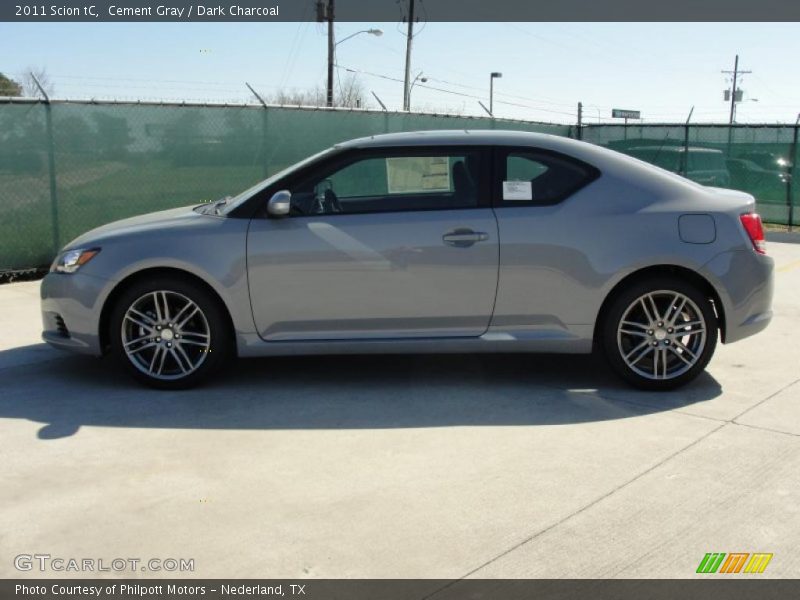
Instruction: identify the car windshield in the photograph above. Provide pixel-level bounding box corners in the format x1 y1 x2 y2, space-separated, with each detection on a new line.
213 147 339 215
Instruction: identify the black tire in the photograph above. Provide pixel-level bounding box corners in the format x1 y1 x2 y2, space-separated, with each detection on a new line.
108 276 233 389
601 276 718 391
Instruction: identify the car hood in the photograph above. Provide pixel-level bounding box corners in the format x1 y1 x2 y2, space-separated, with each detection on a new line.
64 205 207 250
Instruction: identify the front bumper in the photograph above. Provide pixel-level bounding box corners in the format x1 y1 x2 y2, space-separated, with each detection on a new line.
40 271 112 356
702 249 774 344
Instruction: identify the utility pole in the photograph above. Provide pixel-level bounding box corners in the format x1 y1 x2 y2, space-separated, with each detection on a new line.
577 102 583 140
326 0 335 107
402 0 415 111
722 54 751 124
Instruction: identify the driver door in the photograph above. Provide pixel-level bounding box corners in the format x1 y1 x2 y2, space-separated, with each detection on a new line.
246 146 499 341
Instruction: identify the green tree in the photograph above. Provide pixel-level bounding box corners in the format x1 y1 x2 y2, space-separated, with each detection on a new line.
0 73 22 96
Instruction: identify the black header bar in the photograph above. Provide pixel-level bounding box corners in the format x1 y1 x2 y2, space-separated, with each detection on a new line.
4 0 800 22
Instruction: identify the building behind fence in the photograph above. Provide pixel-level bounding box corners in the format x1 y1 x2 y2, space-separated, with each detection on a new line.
0 98 797 272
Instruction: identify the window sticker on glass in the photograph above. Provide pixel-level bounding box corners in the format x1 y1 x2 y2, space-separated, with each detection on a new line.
503 180 533 201
386 157 451 194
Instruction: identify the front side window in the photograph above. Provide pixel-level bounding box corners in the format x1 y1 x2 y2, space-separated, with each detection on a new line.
498 150 598 205
289 150 483 215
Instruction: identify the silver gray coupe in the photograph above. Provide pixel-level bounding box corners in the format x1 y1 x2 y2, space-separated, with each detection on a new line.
41 130 774 390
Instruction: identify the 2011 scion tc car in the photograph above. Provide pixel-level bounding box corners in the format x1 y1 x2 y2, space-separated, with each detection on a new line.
41 130 774 390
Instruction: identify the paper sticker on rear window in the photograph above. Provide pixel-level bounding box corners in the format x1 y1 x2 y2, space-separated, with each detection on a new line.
503 180 532 201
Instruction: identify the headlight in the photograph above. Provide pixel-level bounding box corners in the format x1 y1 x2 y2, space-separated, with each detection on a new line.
51 248 101 274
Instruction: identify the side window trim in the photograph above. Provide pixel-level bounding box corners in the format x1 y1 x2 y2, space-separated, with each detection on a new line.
282 145 492 218
492 145 600 207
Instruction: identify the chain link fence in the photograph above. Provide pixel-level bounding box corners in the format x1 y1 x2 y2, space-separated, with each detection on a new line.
0 98 797 272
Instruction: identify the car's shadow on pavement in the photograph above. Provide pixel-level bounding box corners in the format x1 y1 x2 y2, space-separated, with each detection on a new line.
0 344 722 440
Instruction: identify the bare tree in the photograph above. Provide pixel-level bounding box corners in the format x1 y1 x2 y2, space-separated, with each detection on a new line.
335 72 367 108
257 73 368 109
22 67 55 98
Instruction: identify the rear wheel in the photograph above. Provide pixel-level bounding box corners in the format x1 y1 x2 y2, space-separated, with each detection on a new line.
109 276 232 389
602 277 718 390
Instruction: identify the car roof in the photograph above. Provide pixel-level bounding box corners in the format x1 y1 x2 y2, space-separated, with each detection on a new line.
627 146 723 154
337 129 570 149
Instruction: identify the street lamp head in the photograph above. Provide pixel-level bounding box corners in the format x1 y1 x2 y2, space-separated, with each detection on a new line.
367 29 383 36
491 72 503 78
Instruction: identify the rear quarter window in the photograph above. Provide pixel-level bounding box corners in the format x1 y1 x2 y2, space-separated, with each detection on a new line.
498 149 599 206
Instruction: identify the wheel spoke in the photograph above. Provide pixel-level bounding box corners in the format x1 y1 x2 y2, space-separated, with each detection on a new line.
668 296 688 325
174 343 195 371
673 339 698 361
640 297 655 323
628 343 654 366
124 313 153 331
667 345 693 366
171 300 195 327
125 334 152 348
624 340 650 361
152 292 163 322
148 345 162 374
169 348 189 374
620 328 649 337
621 320 649 330
178 338 208 347
160 291 171 322
128 341 156 355
177 306 200 329
647 294 662 322
129 308 155 326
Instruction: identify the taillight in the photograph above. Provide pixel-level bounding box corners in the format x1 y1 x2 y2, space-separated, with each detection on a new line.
740 213 766 254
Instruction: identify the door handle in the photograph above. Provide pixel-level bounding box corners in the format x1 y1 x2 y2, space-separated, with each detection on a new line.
442 229 489 247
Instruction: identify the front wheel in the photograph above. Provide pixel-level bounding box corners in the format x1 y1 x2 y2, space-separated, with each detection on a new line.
602 277 718 390
109 276 232 389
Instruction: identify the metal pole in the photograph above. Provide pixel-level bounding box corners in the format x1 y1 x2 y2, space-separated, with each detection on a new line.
729 54 739 125
489 75 494 116
326 0 335 107
32 74 60 255
682 106 694 177
371 91 388 111
577 102 582 140
787 114 799 231
246 83 271 178
402 0 415 111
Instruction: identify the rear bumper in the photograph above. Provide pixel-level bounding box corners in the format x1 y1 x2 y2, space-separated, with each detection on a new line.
702 249 774 344
40 272 111 356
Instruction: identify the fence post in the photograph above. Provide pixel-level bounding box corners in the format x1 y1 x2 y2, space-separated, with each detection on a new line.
31 75 61 256
681 106 694 177
787 118 799 231
246 82 270 178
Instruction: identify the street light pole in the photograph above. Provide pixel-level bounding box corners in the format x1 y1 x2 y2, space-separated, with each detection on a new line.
408 71 427 111
489 72 502 116
402 0 416 111
326 0 335 107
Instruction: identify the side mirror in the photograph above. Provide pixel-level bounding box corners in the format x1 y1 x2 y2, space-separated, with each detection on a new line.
267 190 291 217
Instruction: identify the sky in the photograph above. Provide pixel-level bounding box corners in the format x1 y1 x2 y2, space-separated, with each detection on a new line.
1 21 799 124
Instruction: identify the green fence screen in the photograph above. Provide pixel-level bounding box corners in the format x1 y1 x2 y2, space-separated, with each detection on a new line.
0 99 797 272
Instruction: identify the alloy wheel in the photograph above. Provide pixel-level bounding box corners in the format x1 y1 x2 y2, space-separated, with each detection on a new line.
616 290 707 381
121 290 211 381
